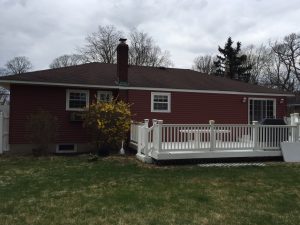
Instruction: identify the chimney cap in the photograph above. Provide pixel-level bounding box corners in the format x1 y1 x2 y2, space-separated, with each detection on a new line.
119 38 127 43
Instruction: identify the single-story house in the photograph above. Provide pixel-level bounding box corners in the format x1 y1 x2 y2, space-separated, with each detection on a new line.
0 39 293 154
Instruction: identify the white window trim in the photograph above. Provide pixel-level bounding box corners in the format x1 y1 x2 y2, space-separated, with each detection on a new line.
151 92 171 113
56 144 77 153
97 91 113 102
248 97 276 124
66 89 89 111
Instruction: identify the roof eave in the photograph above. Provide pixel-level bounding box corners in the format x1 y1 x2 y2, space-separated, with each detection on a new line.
0 80 294 97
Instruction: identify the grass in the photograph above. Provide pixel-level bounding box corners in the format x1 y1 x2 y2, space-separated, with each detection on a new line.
0 156 300 225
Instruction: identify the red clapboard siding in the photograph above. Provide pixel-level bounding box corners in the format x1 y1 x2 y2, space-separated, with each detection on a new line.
9 85 117 144
9 85 287 144
128 90 287 124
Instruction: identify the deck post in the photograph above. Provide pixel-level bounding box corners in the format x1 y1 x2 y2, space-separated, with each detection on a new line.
252 121 259 150
144 119 149 128
152 119 157 126
292 122 300 142
291 113 295 125
295 113 299 122
143 126 149 155
152 121 159 152
130 120 133 141
137 125 143 154
209 120 215 151
291 113 298 125
157 120 163 152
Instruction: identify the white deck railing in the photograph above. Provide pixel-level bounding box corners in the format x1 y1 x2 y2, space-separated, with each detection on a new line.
131 116 300 157
130 121 143 143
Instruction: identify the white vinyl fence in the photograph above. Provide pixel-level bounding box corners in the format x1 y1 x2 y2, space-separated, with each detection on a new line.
131 118 300 158
0 107 9 154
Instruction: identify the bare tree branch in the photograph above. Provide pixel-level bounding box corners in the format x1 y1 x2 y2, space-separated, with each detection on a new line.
128 30 173 67
192 55 216 74
262 33 300 92
5 56 32 74
242 44 273 85
79 25 173 67
49 54 85 69
271 33 300 83
0 67 9 76
79 25 123 63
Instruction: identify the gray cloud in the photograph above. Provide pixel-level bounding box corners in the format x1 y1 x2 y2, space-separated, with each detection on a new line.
0 0 300 70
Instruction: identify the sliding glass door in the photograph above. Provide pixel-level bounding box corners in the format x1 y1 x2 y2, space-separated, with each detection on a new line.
249 99 276 123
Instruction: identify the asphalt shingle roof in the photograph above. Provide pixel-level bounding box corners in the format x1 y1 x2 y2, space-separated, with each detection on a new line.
0 62 292 95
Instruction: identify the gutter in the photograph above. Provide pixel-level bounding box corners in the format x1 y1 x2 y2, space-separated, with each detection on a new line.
0 79 294 97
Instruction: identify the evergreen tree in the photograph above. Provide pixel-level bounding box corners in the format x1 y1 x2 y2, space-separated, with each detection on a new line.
214 37 252 82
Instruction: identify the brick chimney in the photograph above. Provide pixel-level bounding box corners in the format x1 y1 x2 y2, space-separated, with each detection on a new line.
117 38 129 85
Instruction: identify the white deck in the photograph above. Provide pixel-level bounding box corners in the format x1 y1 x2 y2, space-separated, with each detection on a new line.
130 119 300 163
131 141 282 161
150 149 282 160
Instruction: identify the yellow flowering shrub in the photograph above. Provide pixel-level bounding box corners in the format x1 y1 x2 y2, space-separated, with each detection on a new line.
83 99 131 151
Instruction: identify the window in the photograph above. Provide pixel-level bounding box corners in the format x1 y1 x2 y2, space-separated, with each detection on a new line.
56 144 77 153
151 92 171 112
66 89 89 111
97 91 113 102
249 98 276 123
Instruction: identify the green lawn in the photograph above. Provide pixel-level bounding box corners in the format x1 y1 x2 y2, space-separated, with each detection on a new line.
0 156 300 225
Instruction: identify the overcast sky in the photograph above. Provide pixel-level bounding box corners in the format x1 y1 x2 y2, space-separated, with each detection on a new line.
1 0 300 70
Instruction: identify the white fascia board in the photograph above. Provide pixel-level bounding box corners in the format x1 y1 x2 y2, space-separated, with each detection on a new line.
0 80 295 97
124 86 294 97
0 80 118 89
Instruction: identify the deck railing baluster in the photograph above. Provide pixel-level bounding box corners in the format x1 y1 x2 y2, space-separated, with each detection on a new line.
133 121 296 158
